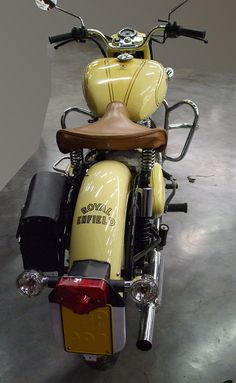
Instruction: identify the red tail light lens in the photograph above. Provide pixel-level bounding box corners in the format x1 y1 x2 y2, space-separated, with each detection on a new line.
54 277 109 314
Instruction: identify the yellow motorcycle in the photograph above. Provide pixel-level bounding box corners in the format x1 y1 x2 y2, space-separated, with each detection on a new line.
16 0 207 369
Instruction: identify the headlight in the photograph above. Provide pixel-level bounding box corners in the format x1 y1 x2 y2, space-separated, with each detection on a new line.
129 274 158 305
16 270 47 297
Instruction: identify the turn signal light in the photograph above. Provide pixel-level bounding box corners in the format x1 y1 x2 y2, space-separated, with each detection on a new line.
54 277 109 314
16 270 48 297
129 274 158 305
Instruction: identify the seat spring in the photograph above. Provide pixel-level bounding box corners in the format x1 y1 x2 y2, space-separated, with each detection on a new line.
137 118 152 128
141 149 156 173
70 149 83 172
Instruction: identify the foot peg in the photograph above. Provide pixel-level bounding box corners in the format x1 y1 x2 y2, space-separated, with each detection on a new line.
159 224 169 247
167 203 188 213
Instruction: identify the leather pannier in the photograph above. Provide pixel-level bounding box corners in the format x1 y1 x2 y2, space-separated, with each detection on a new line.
17 171 67 272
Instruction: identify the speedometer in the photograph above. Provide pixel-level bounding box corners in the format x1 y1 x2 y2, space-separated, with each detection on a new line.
118 28 137 38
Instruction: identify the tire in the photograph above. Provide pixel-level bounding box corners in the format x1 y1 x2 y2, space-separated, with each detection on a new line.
83 353 119 370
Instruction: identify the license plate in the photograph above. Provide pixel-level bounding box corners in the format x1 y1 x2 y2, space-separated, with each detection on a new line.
61 305 113 355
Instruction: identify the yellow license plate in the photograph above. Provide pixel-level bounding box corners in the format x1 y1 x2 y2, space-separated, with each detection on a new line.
61 305 113 355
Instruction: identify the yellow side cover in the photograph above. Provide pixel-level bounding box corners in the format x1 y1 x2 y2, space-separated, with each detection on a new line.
151 163 165 217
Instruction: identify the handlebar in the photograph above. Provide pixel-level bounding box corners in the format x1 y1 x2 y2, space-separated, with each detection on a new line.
48 21 207 50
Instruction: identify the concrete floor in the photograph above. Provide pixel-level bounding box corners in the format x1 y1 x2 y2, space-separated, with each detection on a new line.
1 41 236 383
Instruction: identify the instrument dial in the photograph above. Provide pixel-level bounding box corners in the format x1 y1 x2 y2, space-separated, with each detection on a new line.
111 28 144 49
118 28 137 38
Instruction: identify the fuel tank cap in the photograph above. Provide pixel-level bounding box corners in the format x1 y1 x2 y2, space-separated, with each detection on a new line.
117 53 134 62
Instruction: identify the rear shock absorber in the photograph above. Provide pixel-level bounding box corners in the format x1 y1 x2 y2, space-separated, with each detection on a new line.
139 187 153 239
135 187 153 270
140 214 153 249
136 173 154 268
135 148 156 266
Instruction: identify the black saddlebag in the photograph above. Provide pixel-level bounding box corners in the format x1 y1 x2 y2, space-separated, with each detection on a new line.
17 171 67 272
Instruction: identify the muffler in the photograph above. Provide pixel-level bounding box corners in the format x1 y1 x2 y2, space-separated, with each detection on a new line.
136 249 164 351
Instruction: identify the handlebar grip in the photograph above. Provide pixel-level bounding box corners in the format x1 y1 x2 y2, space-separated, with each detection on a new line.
167 203 188 213
178 27 206 40
165 22 206 41
49 32 73 44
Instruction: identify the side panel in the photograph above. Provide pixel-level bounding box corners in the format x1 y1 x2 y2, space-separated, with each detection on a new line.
69 161 132 280
150 163 165 217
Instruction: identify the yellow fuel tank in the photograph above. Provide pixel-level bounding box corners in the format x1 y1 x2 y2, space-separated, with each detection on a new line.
83 58 168 121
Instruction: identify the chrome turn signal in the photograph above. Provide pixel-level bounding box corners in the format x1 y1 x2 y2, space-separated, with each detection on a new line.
129 274 158 305
16 270 48 297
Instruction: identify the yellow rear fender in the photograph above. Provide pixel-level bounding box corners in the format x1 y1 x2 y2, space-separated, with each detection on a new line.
69 160 132 280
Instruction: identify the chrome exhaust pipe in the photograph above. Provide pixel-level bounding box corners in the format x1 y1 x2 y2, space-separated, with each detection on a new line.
136 302 156 350
136 250 165 351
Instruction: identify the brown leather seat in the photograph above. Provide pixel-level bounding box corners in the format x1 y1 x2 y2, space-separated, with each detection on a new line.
56 102 167 153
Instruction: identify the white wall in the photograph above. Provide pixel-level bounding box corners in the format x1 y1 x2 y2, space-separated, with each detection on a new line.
0 0 235 190
0 2 51 190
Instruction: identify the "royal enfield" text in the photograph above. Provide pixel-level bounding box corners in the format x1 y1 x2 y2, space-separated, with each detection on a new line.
77 203 115 226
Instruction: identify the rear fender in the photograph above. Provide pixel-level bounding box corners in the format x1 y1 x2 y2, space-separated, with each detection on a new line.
69 160 132 280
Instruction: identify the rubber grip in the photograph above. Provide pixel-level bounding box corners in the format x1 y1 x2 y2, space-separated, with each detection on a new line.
49 32 73 44
178 27 206 40
165 22 206 41
167 203 188 213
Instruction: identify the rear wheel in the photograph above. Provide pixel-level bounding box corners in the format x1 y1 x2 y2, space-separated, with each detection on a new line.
83 353 119 370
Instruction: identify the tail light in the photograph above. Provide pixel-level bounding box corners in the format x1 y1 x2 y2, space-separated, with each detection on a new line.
54 277 109 314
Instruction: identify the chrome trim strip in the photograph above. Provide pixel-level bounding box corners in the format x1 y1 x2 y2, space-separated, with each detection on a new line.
111 307 126 353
